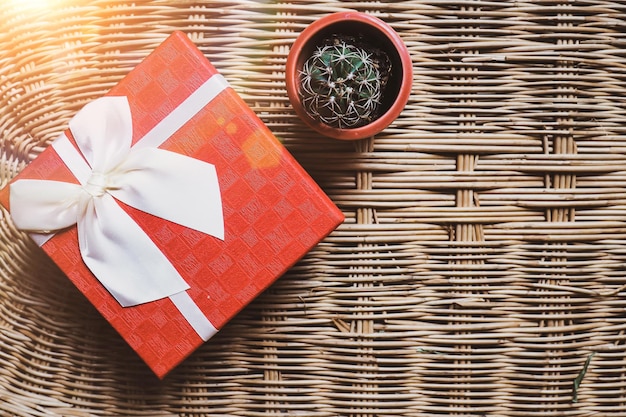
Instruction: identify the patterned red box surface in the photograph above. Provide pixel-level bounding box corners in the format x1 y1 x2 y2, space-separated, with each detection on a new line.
1 31 344 378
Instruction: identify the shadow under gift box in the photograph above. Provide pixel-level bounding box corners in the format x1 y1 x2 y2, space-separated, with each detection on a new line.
0 31 344 379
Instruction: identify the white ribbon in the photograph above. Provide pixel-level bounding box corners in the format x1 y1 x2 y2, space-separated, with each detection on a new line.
9 74 230 340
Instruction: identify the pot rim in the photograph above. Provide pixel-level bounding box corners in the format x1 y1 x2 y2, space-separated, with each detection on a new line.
286 11 413 140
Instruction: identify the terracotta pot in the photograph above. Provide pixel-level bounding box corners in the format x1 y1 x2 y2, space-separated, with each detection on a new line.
285 11 413 141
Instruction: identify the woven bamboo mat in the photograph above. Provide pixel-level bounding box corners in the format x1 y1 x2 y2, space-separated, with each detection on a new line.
2 0 626 415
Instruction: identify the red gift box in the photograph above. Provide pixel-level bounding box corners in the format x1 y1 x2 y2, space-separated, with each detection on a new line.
1 31 344 378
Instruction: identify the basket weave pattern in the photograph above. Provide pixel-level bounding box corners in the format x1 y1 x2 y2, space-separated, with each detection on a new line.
2 1 626 416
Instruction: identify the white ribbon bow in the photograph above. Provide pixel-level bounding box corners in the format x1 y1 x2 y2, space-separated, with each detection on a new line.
9 95 225 308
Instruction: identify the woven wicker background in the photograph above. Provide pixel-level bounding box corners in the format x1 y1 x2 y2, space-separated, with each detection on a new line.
2 0 626 416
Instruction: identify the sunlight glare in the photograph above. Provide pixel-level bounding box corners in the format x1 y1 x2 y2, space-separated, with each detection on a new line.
8 0 59 11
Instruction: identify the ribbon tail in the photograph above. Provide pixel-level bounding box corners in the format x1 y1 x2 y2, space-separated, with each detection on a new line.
110 147 224 240
78 193 190 307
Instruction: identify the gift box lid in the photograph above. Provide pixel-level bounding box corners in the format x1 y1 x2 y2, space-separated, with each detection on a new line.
0 31 344 378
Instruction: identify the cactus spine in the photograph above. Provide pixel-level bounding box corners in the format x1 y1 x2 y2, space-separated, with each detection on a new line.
298 40 383 129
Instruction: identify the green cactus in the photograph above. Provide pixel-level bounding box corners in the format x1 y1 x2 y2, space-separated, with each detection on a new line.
298 40 383 129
